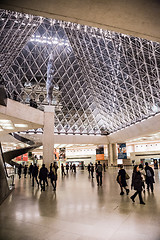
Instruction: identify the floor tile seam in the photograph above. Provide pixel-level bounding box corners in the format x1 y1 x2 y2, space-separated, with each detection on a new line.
107 214 131 240
0 216 61 231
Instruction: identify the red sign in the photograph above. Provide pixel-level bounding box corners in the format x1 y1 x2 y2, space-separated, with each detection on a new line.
23 153 28 161
16 153 28 161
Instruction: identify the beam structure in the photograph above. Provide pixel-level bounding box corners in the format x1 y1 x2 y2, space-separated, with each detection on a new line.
0 0 160 42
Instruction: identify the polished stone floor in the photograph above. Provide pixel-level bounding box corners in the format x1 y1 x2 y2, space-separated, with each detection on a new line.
0 167 160 240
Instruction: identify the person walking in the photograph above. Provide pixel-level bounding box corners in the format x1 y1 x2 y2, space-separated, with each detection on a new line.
139 164 146 193
87 163 91 177
70 163 73 171
73 164 76 173
18 164 22 179
96 161 103 186
90 163 94 178
39 164 48 191
28 163 33 179
66 163 69 174
61 163 66 177
103 163 106 172
48 169 57 191
130 165 145 205
23 165 27 178
50 163 53 172
32 163 39 187
117 165 130 195
145 162 155 192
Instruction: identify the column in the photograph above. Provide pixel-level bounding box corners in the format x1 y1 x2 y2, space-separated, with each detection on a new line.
112 144 117 166
43 106 55 168
108 144 113 166
108 143 117 166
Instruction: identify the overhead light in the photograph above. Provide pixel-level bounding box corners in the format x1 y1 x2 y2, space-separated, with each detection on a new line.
3 126 14 130
14 124 28 128
0 120 12 124
0 123 13 127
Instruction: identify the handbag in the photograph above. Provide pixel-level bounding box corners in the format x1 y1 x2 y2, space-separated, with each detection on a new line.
116 175 121 183
125 172 130 180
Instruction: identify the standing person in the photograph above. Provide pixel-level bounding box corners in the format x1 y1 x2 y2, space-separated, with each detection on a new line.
18 164 22 179
28 163 33 179
66 163 69 174
53 162 58 191
50 163 53 172
91 163 94 178
130 165 145 205
61 163 66 177
39 164 48 191
48 168 57 191
139 164 146 193
23 165 27 178
145 162 155 192
29 98 33 107
103 162 106 172
117 165 130 195
73 164 76 173
96 161 103 186
95 162 98 170
87 163 91 177
70 163 72 171
32 163 39 187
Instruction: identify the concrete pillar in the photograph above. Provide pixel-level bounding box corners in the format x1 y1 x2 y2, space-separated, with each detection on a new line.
112 144 117 166
108 143 117 166
43 106 55 168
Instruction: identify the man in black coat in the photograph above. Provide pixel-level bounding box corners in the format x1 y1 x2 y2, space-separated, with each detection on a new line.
39 164 48 191
145 162 155 192
32 163 39 187
18 164 22 179
28 163 33 179
130 165 145 204
96 161 103 186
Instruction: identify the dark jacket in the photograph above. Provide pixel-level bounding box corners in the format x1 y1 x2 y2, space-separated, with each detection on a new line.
118 169 127 187
39 166 48 180
48 169 57 181
96 164 102 174
131 171 142 191
23 166 27 174
18 164 22 174
29 164 33 174
145 166 154 184
32 165 38 177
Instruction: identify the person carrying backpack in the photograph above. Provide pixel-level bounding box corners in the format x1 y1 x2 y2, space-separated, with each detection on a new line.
145 162 155 192
96 161 103 186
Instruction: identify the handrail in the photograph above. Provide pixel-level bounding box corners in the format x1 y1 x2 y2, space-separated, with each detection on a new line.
9 132 35 145
0 142 9 178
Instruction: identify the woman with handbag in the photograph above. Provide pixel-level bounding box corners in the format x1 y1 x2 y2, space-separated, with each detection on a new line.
117 165 130 195
130 165 145 204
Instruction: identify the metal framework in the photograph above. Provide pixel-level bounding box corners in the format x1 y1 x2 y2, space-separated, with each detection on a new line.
0 9 160 135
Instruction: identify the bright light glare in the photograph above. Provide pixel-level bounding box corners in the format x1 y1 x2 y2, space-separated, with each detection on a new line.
14 124 28 128
30 35 70 46
0 120 12 124
3 126 14 129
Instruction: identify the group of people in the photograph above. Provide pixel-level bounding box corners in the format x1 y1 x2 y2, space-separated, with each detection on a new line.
87 161 105 186
117 162 155 205
18 162 58 191
61 163 77 176
18 161 155 203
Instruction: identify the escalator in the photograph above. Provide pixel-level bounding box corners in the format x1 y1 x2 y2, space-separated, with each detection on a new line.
0 133 42 204
0 142 13 204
